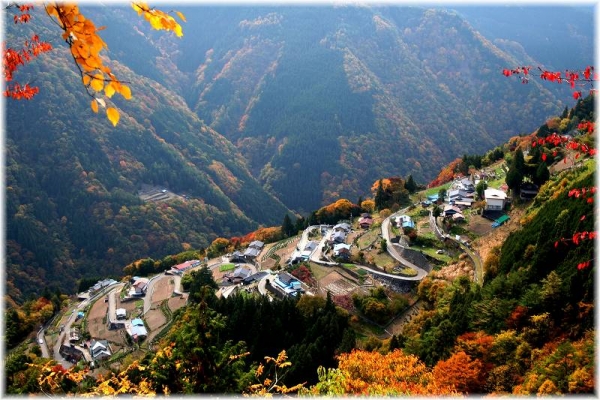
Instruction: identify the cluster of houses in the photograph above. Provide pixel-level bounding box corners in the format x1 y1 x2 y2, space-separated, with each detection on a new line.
328 223 353 260
59 338 112 366
230 240 266 263
424 176 513 222
218 267 305 300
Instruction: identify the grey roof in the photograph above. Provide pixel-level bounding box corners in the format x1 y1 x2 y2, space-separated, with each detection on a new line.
304 241 318 251
331 231 346 242
249 240 265 249
243 247 261 257
278 271 297 285
233 267 252 279
334 223 351 232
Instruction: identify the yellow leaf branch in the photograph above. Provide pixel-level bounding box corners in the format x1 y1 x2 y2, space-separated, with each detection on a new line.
44 2 184 126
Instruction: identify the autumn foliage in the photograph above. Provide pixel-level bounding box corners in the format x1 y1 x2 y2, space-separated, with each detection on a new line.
503 65 596 99
307 349 457 395
3 2 185 125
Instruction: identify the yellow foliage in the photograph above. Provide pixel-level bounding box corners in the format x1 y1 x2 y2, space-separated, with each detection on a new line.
246 350 305 396
106 107 120 127
44 2 184 126
132 2 185 37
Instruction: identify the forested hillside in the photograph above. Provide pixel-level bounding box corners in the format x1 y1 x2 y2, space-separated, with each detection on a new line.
4 3 593 304
171 6 590 211
4 11 291 302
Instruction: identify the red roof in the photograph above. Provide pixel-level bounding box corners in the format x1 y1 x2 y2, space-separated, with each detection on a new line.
174 260 197 271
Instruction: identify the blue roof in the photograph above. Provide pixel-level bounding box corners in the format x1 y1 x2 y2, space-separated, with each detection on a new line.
427 194 439 201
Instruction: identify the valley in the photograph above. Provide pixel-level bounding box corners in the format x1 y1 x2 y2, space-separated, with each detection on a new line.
3 3 595 396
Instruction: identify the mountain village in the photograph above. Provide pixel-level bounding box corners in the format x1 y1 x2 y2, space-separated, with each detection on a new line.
37 165 526 374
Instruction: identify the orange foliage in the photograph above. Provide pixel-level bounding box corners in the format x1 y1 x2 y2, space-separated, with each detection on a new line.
433 351 484 393
370 177 405 193
332 349 457 395
454 331 495 364
254 226 283 243
428 158 462 188
321 198 354 215
4 2 184 125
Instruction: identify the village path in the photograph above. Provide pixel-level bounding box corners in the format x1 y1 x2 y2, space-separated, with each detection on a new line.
380 212 429 281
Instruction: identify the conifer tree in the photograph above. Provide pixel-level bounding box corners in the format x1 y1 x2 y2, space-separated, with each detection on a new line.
282 214 295 237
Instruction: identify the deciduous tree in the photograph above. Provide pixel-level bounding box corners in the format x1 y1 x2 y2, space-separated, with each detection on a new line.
4 2 185 125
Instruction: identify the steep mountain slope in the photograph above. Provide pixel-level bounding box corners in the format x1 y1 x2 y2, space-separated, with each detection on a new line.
4 14 291 301
156 6 589 212
452 6 594 72
4 5 592 301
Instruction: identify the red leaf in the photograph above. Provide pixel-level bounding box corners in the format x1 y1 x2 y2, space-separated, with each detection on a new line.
580 215 586 221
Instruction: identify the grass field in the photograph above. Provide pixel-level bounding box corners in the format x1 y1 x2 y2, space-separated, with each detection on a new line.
219 263 236 272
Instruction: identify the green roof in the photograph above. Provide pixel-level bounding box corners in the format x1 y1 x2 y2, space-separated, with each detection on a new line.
494 215 510 224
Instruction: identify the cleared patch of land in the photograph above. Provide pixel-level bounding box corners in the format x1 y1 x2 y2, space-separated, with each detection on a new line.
138 184 185 203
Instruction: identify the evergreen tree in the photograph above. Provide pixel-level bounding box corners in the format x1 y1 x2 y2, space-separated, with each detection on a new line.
282 214 295 238
476 181 488 200
534 162 550 186
187 267 219 304
506 149 525 196
405 174 417 193
295 216 306 232
389 334 401 351
374 179 386 210
438 188 447 201
536 123 552 138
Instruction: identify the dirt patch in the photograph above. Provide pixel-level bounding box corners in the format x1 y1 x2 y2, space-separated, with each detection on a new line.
473 207 526 264
467 214 493 237
145 308 166 332
431 259 474 282
318 270 359 297
168 294 188 312
151 276 174 303
417 219 433 236
87 299 124 344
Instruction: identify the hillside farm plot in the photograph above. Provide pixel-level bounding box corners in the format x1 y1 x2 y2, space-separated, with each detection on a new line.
138 184 184 203
168 294 188 312
87 297 127 345
145 276 176 332
319 270 359 297
260 236 300 270
467 214 493 236
150 275 175 303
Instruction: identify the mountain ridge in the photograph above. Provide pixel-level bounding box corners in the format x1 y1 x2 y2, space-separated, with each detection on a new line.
4 4 593 301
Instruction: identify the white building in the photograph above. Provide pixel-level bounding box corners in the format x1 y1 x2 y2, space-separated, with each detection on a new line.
484 188 507 210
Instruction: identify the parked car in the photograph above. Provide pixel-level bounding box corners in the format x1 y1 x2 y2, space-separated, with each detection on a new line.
38 338 44 344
